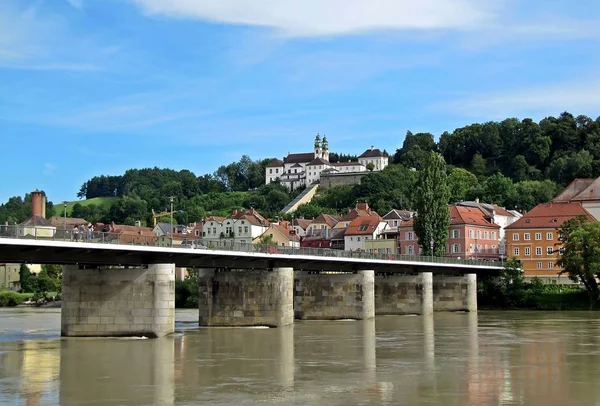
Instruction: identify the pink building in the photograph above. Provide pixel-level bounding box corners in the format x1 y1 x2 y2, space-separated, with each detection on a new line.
397 205 501 260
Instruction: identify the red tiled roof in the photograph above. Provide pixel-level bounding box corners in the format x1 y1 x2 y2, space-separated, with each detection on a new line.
266 158 284 168
345 216 385 236
340 202 381 221
553 178 595 202
294 218 312 230
506 202 595 229
449 206 500 228
284 153 315 164
397 218 414 228
311 213 340 228
228 209 269 226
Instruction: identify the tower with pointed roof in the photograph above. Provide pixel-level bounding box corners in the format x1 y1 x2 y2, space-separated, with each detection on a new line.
322 135 329 161
314 133 322 158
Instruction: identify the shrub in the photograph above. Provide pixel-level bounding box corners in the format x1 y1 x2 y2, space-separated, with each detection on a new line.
0 291 29 307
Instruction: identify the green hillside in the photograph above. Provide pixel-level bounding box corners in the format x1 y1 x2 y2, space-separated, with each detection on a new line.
54 197 118 217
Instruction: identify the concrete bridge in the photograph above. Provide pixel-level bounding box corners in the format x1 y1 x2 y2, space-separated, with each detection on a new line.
0 237 502 338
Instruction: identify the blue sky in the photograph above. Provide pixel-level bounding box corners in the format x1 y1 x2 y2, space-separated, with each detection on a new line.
2 0 600 203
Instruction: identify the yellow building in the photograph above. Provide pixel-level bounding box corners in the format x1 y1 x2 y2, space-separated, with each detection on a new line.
364 238 397 255
505 202 594 282
0 263 20 290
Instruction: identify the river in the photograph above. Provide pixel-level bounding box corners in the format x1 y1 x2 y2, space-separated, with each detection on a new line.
0 309 599 405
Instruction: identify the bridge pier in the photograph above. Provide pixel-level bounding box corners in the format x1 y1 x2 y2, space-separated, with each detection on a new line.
374 272 433 315
61 264 175 338
198 268 294 327
294 270 375 320
433 273 477 312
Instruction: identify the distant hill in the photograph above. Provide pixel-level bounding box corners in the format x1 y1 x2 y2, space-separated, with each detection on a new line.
54 197 118 217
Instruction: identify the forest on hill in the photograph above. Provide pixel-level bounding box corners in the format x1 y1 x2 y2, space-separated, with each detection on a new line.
1 111 598 225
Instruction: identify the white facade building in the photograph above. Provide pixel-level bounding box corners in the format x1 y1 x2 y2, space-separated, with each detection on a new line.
202 209 270 247
265 134 387 191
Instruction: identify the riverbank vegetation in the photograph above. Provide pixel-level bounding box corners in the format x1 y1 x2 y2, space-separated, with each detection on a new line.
478 258 590 310
0 291 32 307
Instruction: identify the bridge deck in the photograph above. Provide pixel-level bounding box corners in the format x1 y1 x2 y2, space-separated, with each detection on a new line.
0 234 503 274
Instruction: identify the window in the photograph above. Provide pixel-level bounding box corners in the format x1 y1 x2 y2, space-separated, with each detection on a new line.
276 169 279 173
524 233 531 241
513 247 520 256
525 247 531 256
535 233 542 240
358 224 369 232
393 220 398 227
453 244 460 253
269 168 273 174
407 231 414 240
513 233 519 241
468 229 474 238
476 230 481 239
350 237 353 241
548 262 554 269
492 232 497 240
238 227 242 234
547 246 553 255
357 237 361 241
536 262 542 269
469 244 474 253
407 245 414 255
195 230 200 237
452 229 459 238
546 232 553 240
477 244 482 253
536 247 542 256
485 244 489 253
492 245 497 253
484 231 489 239
244 226 248 233
212 227 216 234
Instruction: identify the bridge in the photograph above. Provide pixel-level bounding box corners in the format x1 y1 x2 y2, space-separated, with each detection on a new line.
0 230 502 339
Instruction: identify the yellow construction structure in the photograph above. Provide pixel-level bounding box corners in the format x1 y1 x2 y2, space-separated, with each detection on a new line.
151 209 176 227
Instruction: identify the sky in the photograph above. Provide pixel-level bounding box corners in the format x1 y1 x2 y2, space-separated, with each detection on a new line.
1 0 600 203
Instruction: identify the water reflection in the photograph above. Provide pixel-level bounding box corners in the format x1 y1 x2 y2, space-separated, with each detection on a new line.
3 310 600 405
59 338 175 405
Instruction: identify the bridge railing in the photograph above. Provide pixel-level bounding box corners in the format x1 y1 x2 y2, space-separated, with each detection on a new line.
0 225 503 268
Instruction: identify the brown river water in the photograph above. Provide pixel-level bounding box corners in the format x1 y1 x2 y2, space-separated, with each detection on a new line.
0 308 600 405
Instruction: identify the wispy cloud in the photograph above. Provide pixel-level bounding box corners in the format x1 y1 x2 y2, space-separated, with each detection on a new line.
43 163 56 176
66 0 83 10
435 75 600 119
130 0 497 37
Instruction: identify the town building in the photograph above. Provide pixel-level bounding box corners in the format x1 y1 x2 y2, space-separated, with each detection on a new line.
382 209 413 230
259 221 300 248
344 216 388 251
455 200 521 259
0 263 20 290
552 177 600 219
397 205 501 260
505 202 595 282
265 134 388 190
308 213 340 232
202 209 270 247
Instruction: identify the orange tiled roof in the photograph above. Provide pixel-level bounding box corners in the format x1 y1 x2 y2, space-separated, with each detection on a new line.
311 213 340 228
345 216 384 236
294 218 312 230
266 158 284 168
505 202 595 229
450 206 500 228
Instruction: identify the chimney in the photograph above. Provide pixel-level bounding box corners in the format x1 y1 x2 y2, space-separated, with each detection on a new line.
370 145 374 151
475 198 479 203
134 220 141 227
31 191 45 218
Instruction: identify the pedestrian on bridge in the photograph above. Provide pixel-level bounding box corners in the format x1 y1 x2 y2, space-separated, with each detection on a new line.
86 223 94 243
72 225 79 242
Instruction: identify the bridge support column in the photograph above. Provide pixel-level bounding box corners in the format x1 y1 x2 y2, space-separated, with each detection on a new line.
198 268 294 327
433 273 477 312
61 264 175 338
294 270 375 320
374 272 433 315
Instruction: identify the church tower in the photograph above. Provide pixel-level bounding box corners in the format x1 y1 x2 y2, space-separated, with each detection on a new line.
322 135 329 161
314 133 322 158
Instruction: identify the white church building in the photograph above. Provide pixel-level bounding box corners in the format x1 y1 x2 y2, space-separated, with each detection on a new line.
265 134 389 190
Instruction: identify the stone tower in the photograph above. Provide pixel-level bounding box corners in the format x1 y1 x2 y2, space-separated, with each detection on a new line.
322 135 329 161
314 133 322 158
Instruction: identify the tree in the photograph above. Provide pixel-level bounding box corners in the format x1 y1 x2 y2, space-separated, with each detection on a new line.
447 167 478 203
471 153 487 177
556 216 599 309
365 163 375 171
413 152 450 256
19 264 33 293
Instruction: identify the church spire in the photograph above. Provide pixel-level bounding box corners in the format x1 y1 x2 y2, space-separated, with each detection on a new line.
314 133 322 158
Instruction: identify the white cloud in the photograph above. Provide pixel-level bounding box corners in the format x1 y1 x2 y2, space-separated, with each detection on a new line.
67 0 83 10
130 0 498 37
437 77 600 119
43 163 56 176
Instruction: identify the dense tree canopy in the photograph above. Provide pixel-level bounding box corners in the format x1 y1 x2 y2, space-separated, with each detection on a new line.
2 111 600 226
